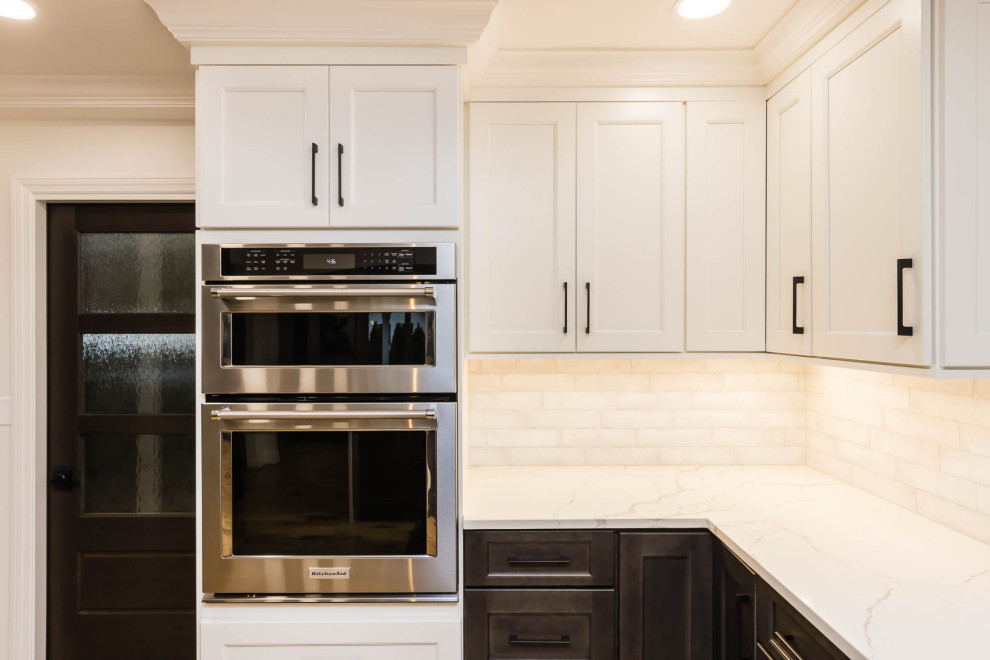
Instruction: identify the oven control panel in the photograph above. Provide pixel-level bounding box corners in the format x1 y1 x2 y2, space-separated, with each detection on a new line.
221 246 438 277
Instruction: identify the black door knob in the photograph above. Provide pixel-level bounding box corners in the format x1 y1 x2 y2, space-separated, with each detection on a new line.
50 466 75 491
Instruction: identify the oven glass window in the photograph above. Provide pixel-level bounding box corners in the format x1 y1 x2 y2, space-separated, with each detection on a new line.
229 430 434 557
229 312 433 366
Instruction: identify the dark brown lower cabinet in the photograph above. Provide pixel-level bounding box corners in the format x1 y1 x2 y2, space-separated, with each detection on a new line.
715 542 757 660
619 532 714 660
755 580 848 660
464 530 850 660
464 589 615 659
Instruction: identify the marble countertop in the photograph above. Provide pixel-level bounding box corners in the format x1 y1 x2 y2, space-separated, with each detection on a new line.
463 465 990 660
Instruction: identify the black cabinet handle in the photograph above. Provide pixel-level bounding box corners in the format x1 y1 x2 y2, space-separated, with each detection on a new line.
310 143 318 206
897 258 913 336
585 282 591 334
50 466 76 492
563 282 568 334
792 276 805 335
508 634 571 646
507 554 571 566
337 143 344 207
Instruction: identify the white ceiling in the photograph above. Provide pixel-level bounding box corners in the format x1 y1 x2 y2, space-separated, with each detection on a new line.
496 0 800 51
0 0 191 76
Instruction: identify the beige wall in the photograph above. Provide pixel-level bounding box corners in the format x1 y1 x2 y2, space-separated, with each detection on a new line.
466 358 990 546
0 119 195 660
806 365 990 545
466 359 807 466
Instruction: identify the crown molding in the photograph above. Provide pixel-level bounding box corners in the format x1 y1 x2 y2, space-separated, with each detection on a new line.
754 0 868 85
0 75 194 120
145 0 499 48
471 48 763 89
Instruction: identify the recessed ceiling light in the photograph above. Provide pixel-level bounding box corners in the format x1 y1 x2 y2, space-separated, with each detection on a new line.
0 0 36 20
673 0 731 20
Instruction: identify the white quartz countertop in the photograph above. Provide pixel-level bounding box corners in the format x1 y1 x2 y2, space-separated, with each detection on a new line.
463 465 990 660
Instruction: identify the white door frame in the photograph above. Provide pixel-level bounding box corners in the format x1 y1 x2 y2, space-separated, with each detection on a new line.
7 176 195 660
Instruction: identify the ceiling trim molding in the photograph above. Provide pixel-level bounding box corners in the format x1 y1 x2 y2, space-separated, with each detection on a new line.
754 0 868 84
0 75 193 119
145 0 500 48
471 49 764 89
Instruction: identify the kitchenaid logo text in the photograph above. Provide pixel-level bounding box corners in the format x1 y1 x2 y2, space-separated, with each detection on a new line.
308 567 351 579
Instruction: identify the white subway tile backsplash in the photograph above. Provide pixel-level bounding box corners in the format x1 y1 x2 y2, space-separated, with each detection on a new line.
467 359 990 545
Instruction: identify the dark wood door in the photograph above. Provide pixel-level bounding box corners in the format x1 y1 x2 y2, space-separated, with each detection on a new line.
618 532 714 660
47 204 196 660
715 542 756 660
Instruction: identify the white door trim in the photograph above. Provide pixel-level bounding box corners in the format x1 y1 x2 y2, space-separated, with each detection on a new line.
7 176 195 660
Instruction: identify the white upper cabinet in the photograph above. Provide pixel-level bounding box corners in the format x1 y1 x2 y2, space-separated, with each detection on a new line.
329 66 459 228
576 103 685 352
940 0 990 367
685 101 766 352
197 66 330 229
468 103 577 353
766 71 813 357
810 0 929 367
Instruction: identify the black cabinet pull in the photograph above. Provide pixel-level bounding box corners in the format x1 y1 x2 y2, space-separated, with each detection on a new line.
337 143 344 207
792 276 805 335
563 282 568 334
310 143 318 206
585 282 591 334
897 258 913 336
508 634 571 646
507 554 571 566
771 632 804 660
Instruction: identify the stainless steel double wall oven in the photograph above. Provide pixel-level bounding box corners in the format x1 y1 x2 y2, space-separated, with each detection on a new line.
201 243 457 599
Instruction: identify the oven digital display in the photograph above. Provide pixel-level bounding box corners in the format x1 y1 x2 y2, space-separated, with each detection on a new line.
302 253 356 270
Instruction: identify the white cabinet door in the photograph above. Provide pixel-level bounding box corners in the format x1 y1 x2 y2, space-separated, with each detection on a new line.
197 66 330 229
576 102 685 352
201 611 460 660
685 101 766 352
811 0 929 366
941 0 990 367
468 103 577 353
766 71 813 357
329 66 459 228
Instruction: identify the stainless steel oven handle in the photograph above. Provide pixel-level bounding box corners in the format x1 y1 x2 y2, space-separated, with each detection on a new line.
210 286 436 299
210 409 437 421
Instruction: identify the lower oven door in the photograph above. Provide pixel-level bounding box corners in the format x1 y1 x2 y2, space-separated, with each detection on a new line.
201 283 456 395
201 402 456 596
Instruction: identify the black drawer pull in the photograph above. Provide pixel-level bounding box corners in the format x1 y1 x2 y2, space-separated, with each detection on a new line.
508 634 571 646
770 632 804 660
897 258 913 336
792 276 805 334
507 554 571 566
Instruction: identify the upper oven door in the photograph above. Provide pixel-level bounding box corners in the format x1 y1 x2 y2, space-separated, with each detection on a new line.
202 283 456 394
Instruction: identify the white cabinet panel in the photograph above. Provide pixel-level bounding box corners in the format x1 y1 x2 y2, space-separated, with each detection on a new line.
941 0 990 367
811 0 929 366
576 102 685 352
469 103 577 353
197 66 330 229
201 610 460 660
767 71 813 357
329 66 459 228
686 101 766 352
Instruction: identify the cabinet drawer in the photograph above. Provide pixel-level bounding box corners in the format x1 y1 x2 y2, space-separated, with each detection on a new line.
464 589 614 660
465 531 615 587
756 582 849 660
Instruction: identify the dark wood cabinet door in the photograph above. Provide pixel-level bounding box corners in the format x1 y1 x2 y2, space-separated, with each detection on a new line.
755 580 849 660
465 589 615 660
465 530 616 587
715 542 757 660
47 204 196 660
618 532 714 660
